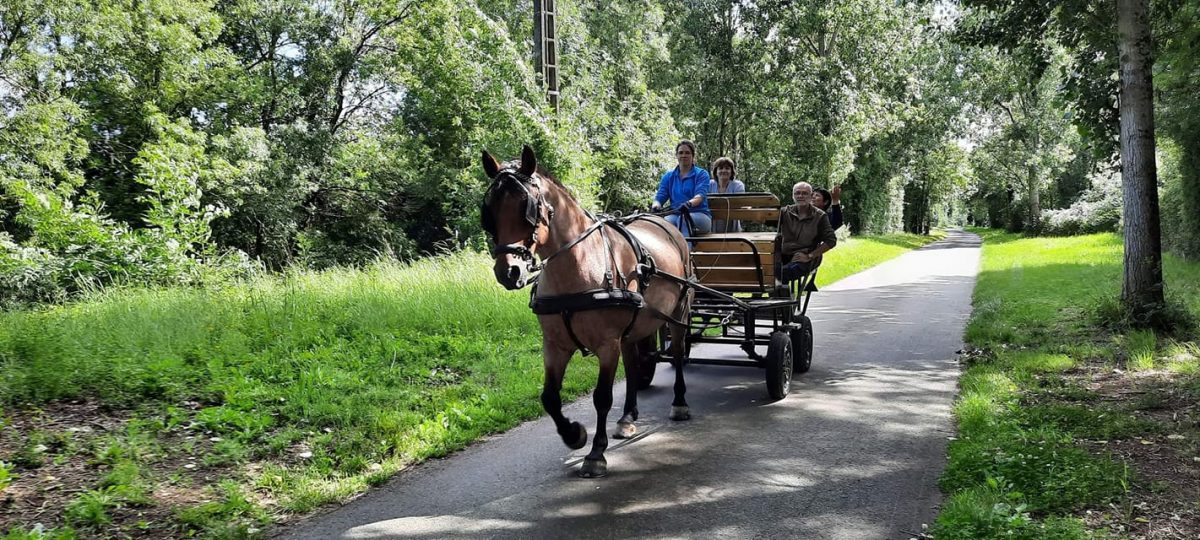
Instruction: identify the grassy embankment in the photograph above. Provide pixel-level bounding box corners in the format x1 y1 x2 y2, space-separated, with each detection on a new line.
0 232 942 538
934 230 1200 539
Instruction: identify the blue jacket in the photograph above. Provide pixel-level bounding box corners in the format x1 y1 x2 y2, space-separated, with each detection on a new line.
655 166 711 216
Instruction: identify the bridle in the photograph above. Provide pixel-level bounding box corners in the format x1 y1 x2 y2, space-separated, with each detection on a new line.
481 167 556 271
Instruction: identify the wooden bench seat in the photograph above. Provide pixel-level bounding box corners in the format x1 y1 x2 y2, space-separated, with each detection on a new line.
689 194 781 292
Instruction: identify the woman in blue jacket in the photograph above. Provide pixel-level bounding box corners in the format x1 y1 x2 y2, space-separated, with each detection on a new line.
650 140 712 236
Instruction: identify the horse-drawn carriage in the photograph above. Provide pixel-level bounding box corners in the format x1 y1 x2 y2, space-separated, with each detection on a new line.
635 192 817 400
480 145 818 477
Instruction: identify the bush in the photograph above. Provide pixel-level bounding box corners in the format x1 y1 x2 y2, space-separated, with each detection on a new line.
1161 137 1200 260
0 113 259 310
1039 171 1121 236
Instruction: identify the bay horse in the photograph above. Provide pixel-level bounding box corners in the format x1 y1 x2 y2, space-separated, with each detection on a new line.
480 145 693 478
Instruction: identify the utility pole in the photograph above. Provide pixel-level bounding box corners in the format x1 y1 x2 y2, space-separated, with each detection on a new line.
532 0 559 112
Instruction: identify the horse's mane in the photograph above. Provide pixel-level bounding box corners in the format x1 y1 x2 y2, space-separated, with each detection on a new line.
509 158 578 204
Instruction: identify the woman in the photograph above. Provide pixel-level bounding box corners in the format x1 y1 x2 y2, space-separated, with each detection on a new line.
812 185 844 231
651 140 712 236
708 156 745 233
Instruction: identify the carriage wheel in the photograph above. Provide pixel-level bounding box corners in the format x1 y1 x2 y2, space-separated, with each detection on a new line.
791 316 813 374
765 330 793 400
635 335 658 390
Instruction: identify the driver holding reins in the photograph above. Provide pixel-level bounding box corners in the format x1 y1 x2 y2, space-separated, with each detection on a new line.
650 140 712 237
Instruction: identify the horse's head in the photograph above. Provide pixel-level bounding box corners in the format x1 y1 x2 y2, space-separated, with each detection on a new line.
480 145 555 290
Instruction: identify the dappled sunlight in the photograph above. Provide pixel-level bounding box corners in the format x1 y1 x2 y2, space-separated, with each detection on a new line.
342 516 534 539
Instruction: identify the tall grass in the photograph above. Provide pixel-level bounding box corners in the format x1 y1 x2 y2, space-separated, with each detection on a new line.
1 252 601 525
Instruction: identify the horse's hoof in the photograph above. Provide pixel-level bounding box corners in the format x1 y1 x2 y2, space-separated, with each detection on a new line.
578 458 608 478
614 421 637 439
566 422 588 450
670 406 691 421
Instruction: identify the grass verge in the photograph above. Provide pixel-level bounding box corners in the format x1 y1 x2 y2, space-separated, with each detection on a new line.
0 230 939 538
935 229 1200 539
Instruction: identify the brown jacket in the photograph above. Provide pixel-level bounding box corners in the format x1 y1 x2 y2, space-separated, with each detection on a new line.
779 204 837 263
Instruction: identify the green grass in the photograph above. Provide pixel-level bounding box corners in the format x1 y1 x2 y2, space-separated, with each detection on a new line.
0 233 941 536
936 229 1200 538
0 252 598 536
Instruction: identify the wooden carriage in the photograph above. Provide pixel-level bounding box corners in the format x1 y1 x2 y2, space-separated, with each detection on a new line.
640 192 816 399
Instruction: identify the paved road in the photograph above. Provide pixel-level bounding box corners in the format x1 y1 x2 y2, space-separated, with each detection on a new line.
280 230 982 540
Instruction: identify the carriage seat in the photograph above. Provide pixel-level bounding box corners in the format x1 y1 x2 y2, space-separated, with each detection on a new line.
688 193 783 293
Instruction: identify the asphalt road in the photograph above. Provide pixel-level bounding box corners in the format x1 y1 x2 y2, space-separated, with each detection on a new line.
279 229 982 540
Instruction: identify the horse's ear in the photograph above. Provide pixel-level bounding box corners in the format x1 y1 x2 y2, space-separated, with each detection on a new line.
518 144 537 176
482 150 501 179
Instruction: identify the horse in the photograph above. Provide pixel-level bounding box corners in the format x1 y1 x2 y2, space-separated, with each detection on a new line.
480 145 693 478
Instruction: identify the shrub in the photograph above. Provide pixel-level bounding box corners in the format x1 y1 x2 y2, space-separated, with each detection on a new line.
1039 171 1121 236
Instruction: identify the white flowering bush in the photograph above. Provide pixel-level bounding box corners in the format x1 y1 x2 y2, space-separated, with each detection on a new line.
1040 171 1122 236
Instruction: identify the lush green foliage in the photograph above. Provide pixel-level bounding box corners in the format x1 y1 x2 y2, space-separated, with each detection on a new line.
0 1 993 309
2 0 1199 310
0 252 599 535
956 0 1200 258
937 229 1200 538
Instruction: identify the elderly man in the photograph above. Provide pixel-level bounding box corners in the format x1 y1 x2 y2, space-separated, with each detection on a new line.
779 181 837 282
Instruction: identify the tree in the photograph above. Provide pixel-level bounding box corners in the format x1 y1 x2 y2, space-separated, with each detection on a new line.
1157 1 1200 259
1116 0 1165 321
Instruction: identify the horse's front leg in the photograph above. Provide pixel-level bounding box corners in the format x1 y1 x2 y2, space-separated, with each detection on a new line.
614 339 641 440
542 340 587 450
579 340 621 478
668 321 690 421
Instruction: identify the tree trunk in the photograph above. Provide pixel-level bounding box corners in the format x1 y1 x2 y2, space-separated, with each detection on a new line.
1027 165 1041 232
1117 0 1165 321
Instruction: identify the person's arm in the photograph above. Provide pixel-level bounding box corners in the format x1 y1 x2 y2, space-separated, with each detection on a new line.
728 181 745 231
686 169 711 208
793 214 837 262
829 184 843 229
652 171 671 210
812 214 837 256
829 204 843 230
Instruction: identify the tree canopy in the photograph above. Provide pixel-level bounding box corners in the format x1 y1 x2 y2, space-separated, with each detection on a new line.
2 0 1198 311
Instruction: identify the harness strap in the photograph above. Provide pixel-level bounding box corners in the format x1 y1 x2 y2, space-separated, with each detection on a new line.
539 219 607 269
600 225 615 290
561 311 589 357
530 288 647 314
531 288 648 357
524 212 698 355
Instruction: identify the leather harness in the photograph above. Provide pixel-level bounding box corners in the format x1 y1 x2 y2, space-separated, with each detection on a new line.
482 167 692 356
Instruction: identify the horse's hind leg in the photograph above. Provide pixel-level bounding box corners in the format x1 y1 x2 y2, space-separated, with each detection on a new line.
668 321 690 421
542 341 587 451
579 341 621 478
614 339 641 440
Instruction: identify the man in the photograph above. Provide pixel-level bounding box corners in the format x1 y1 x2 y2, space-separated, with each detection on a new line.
779 181 837 282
